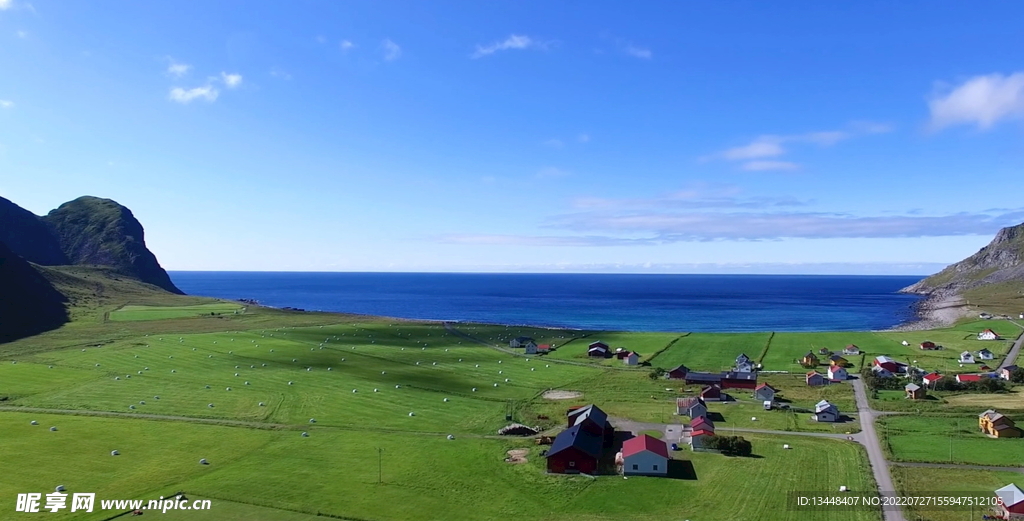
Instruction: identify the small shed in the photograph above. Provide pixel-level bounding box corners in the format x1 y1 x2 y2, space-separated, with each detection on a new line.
842 344 861 356
700 384 723 402
806 371 827 387
920 341 937 350
753 383 776 403
813 400 839 422
905 383 926 400
828 366 848 382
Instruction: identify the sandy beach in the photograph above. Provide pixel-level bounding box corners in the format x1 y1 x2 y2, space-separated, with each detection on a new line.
886 291 971 331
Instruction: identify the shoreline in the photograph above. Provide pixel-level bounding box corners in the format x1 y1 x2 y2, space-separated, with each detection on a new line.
885 291 970 332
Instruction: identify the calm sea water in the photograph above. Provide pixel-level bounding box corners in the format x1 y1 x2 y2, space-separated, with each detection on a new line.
168 272 924 332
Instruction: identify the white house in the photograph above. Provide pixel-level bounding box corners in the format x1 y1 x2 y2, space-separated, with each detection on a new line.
623 351 639 366
828 366 848 381
960 351 976 364
509 336 534 349
621 434 669 476
977 348 995 360
813 400 839 422
978 329 1001 341
524 342 538 355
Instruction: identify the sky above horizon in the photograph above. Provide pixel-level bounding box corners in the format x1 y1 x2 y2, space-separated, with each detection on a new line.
2 1 1023 274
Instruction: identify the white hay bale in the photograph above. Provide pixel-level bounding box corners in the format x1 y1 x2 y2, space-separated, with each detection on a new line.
258 402 265 406
327 367 332 371
226 387 232 391
382 371 386 374
262 363 267 367
546 365 550 368
125 375 131 379
292 359 297 362
235 373 240 377
432 362 437 365
288 381 294 385
154 396 159 400
475 364 479 368
493 383 499 387
498 361 502 364
504 378 509 382
498 370 502 374
783 444 791 449
443 398 449 402
416 362 420 365
145 367 149 370
374 388 379 392
208 355 213 358
245 381 250 385
301 432 309 437
48 366 53 369
395 385 401 389
459 359 463 362
751 417 757 421
137 371 143 375
199 458 208 465
205 385 210 389
531 368 535 371
341 358 345 361
169 356 173 359
139 401 145 405
134 355 139 358
208 403 215 408
472 387 477 392
352 389 358 393
192 348 197 351
115 377 121 380
309 418 316 423
408 412 415 417
839 486 848 492
447 434 454 440
111 450 119 456
30 420 38 425
55 485 65 492
526 358 530 361
50 426 57 431
235 366 240 369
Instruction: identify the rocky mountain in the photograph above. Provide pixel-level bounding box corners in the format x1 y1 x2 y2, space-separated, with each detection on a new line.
0 240 68 343
901 222 1024 297
41 197 182 294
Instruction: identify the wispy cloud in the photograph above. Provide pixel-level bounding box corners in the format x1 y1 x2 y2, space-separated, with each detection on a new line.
707 122 892 171
166 60 192 78
622 44 652 60
220 72 243 88
15 30 27 38
270 68 292 80
381 39 401 61
471 34 549 59
0 0 12 10
542 138 564 149
0 99 13 109
169 85 218 104
340 40 355 52
928 72 1024 130
536 166 570 179
577 133 591 143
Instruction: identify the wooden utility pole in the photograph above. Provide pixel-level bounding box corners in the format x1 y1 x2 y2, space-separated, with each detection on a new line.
377 447 383 484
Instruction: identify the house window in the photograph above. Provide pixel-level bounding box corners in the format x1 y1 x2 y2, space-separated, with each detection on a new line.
568 461 575 467
632 464 638 470
653 464 659 471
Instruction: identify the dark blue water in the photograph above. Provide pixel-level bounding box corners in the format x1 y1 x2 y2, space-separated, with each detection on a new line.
168 272 925 332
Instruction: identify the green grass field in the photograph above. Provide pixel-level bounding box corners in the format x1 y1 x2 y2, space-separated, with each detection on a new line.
647 332 771 371
109 303 245 322
879 415 1024 466
890 466 1022 521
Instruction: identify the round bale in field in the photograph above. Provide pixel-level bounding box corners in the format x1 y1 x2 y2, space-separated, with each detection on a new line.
443 398 449 402
301 432 309 437
352 389 358 393
258 402 265 406
494 383 499 387
205 385 210 389
374 388 379 392
408 412 415 417
472 388 477 392
111 450 119 456
55 485 65 492
288 381 294 385
30 420 38 425
154 396 160 400
447 435 454 440
50 426 57 431
309 419 316 423
115 377 120 380
208 403 215 408
139 401 145 405
226 387 232 391
328 367 332 371
395 385 401 389
199 458 209 465
245 381 250 385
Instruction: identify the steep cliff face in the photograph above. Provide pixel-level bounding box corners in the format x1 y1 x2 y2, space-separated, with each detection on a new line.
0 240 69 343
902 222 1024 296
41 196 183 294
0 196 68 265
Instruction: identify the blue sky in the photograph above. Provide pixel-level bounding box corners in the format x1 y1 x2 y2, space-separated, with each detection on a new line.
1 1 1023 273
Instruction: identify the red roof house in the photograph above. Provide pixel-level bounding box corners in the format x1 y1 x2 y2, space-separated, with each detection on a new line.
956 374 982 383
922 372 942 385
700 384 722 401
620 434 670 476
920 341 937 350
995 483 1024 518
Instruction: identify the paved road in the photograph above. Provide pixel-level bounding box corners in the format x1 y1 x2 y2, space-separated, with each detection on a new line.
997 320 1024 370
851 378 905 521
891 461 1024 474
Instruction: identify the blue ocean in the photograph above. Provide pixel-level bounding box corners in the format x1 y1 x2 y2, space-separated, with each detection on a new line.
168 272 925 332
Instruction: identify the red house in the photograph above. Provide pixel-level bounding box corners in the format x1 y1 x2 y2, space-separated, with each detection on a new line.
690 416 715 437
995 483 1024 519
922 372 942 386
874 356 906 373
667 365 690 380
700 384 722 401
721 371 758 390
956 374 982 383
587 342 609 357
920 341 937 350
545 424 602 474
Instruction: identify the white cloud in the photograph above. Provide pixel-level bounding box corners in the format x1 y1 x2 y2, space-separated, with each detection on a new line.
577 133 590 143
623 44 652 60
542 138 564 149
15 30 27 38
0 0 12 10
0 99 13 109
169 85 218 104
741 160 800 171
270 68 292 80
719 138 786 160
166 60 192 78
220 72 243 88
929 72 1024 130
381 39 401 61
471 34 548 59
340 40 355 51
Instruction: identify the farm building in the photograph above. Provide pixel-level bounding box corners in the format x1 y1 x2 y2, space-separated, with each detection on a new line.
843 345 861 356
524 342 539 355
957 374 983 384
537 344 551 354
806 371 827 386
620 434 669 476
700 384 723 402
690 429 714 450
734 360 755 373
545 424 602 474
874 356 907 373
616 350 639 365
828 354 849 367
667 365 690 380
566 404 614 447
801 352 820 367
979 410 1023 438
587 344 609 357
510 337 535 349
994 483 1024 519
818 347 831 355
676 397 708 419
753 383 776 403
905 383 926 400
977 348 995 360
813 400 839 422
920 341 937 350
721 371 758 390
1000 365 1019 381
684 372 722 387
736 353 751 365
872 366 895 378
827 366 848 381
959 351 976 364
978 329 1001 341
691 415 715 433
922 372 942 385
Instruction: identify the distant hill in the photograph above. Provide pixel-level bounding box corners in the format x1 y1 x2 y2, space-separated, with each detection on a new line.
0 195 181 294
0 240 68 343
901 222 1024 313
42 196 182 294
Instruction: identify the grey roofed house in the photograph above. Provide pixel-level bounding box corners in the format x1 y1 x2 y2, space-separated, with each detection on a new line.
905 383 921 391
546 424 603 459
567 404 610 434
734 361 755 373
753 384 776 402
736 353 751 365
676 396 708 418
813 400 839 422
509 336 535 348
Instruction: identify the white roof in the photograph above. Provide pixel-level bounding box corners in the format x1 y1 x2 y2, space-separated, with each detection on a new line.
961 351 972 356
815 400 835 413
996 484 1024 508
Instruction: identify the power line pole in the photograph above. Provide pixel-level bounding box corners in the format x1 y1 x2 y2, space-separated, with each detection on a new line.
377 447 383 484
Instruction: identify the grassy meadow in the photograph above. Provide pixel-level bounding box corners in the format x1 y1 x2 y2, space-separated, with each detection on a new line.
879 415 1024 466
890 466 1022 521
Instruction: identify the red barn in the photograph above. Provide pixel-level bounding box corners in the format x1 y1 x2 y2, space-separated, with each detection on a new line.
545 424 602 474
920 341 937 350
922 372 942 386
956 374 982 383
700 384 722 401
995 483 1024 519
721 371 757 390
874 356 906 373
566 404 614 447
667 365 690 380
